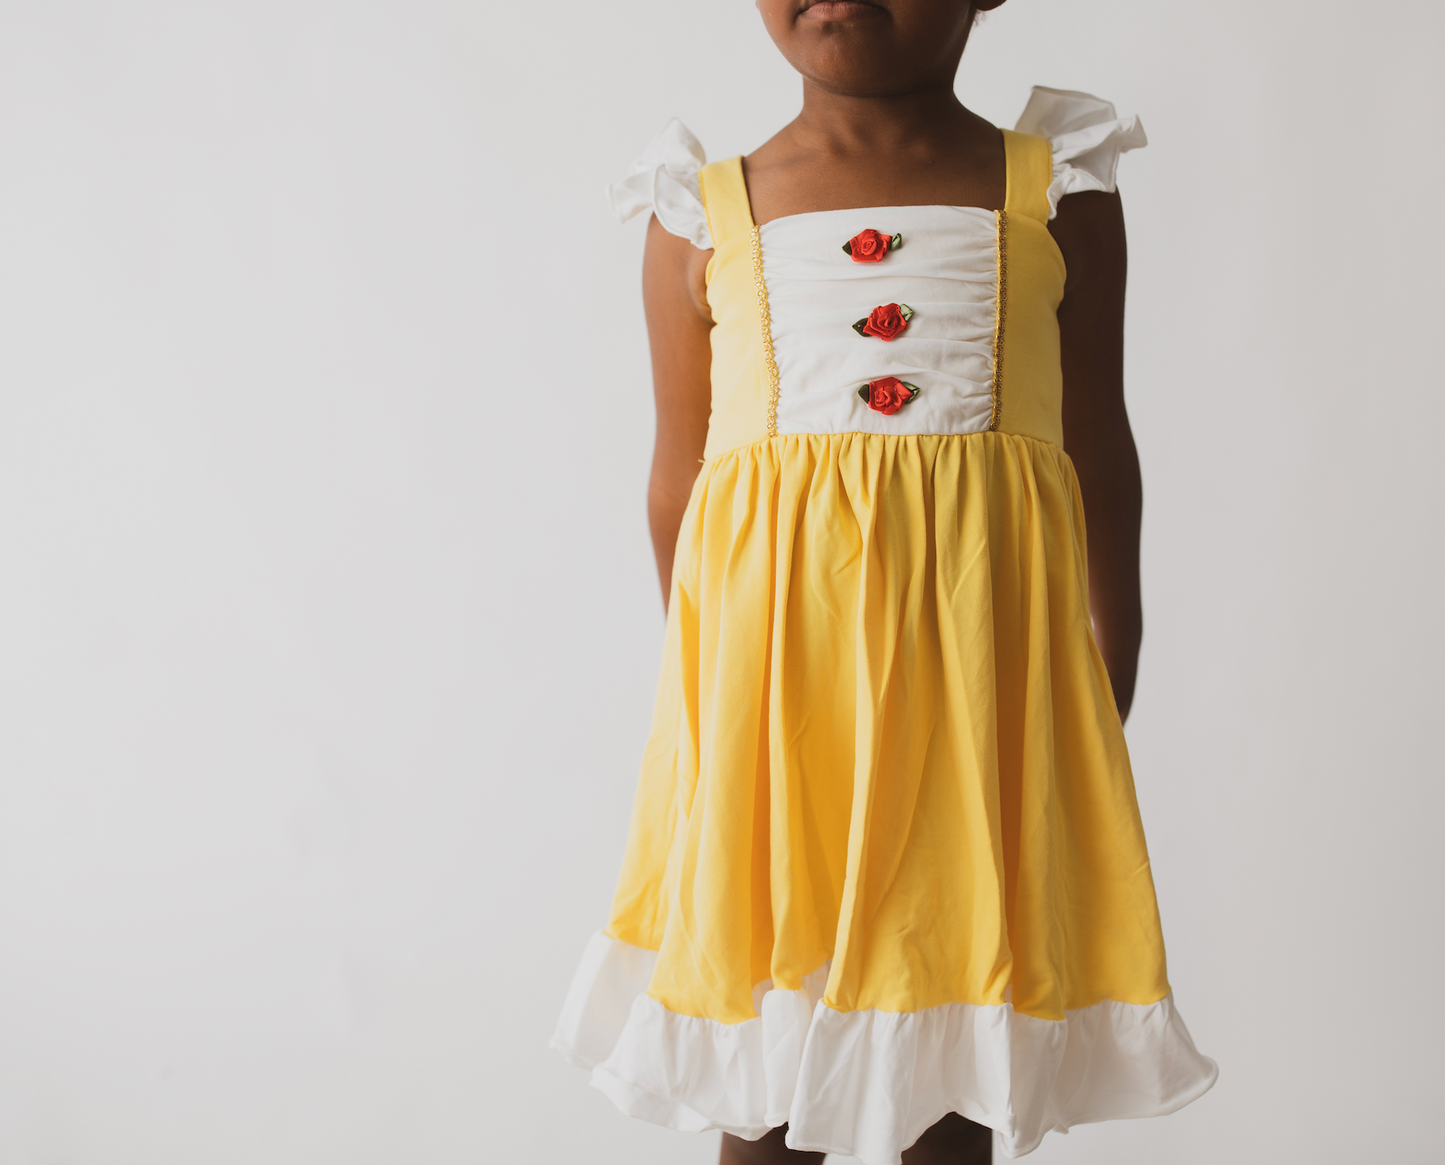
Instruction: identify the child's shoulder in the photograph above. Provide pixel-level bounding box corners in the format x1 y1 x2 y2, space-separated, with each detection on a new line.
607 88 1147 248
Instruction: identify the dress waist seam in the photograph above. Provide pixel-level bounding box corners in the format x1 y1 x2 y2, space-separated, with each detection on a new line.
702 428 1062 466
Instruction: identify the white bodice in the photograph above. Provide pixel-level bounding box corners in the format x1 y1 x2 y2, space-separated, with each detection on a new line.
763 206 1000 437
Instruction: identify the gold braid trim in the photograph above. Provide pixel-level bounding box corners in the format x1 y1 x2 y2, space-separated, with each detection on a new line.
989 209 1007 432
751 226 781 437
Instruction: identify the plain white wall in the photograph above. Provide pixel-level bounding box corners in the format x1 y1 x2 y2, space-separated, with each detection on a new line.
0 2 1440 1162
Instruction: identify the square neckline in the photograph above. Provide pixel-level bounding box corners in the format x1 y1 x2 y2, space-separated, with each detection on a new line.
735 127 1017 231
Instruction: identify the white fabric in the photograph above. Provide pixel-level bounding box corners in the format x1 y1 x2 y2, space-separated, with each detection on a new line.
552 933 1218 1163
552 929 659 1071
1014 86 1147 219
762 205 999 437
607 118 713 249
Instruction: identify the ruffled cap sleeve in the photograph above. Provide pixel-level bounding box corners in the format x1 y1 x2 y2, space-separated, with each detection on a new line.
607 119 713 250
1014 87 1147 220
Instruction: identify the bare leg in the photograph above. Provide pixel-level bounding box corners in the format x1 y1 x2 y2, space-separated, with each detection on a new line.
900 1112 992 1164
718 1126 824 1165
719 1114 989 1164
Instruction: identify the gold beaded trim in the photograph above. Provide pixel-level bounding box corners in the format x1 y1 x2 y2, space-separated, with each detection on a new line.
750 226 781 437
989 209 1007 432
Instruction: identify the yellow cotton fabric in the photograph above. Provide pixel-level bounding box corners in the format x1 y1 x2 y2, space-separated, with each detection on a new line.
1000 128 1053 225
996 214 1066 445
606 130 1171 1029
996 130 1068 446
609 433 1168 1025
698 156 771 458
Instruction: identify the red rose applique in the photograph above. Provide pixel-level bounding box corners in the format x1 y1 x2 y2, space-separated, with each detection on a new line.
842 229 903 263
858 377 919 416
853 302 915 341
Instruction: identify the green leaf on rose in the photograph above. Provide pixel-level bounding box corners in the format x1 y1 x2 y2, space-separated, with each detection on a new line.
899 304 916 321
890 233 903 251
841 240 853 256
852 319 870 336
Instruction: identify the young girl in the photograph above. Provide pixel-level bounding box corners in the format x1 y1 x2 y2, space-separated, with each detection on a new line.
554 2 1216 1161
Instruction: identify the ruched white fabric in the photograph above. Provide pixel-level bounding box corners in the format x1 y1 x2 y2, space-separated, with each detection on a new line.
607 118 713 249
762 205 998 437
552 933 1219 1163
1014 86 1147 219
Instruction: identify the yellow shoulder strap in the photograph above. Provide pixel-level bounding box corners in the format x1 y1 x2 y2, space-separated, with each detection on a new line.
1002 129 1052 224
698 157 754 249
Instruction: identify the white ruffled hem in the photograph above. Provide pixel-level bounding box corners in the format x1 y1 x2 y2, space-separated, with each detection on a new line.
552 932 1217 1162
1014 86 1148 219
606 117 713 250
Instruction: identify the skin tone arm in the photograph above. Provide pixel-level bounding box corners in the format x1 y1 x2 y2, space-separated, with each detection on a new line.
1050 189 1143 720
642 213 713 608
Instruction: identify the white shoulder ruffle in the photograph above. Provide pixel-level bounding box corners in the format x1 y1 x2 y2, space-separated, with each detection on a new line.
607 119 713 250
1014 87 1147 219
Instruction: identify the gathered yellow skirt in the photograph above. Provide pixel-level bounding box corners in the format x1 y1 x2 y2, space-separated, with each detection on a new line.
614 430 1165 1020
554 431 1215 1160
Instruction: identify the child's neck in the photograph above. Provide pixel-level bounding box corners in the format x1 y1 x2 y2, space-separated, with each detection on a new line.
743 78 1004 226
791 80 974 157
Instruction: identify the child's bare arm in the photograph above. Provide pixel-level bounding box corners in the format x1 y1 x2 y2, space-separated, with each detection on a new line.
642 214 713 608
1050 189 1143 721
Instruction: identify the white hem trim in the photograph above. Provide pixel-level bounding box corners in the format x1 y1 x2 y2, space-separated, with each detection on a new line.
553 932 1217 1162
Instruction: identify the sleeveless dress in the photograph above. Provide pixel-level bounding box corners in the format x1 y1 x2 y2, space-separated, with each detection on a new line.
554 87 1216 1162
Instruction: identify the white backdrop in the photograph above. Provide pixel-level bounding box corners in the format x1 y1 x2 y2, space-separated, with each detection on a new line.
0 2 1441 1162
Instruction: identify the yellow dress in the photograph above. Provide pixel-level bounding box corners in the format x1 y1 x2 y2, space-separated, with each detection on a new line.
557 89 1216 1162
